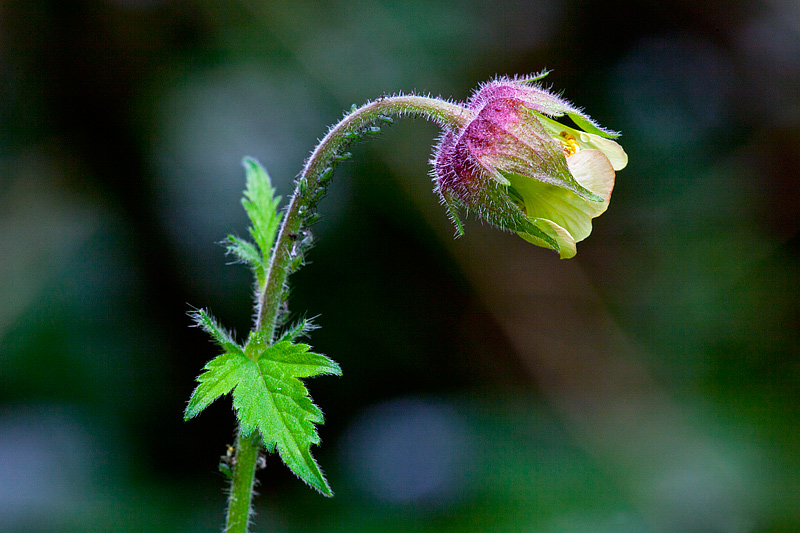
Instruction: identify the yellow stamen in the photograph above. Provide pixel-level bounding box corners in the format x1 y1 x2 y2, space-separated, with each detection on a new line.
560 131 579 157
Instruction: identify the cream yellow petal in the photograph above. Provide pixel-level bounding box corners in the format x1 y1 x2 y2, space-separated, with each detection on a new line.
573 131 628 171
507 149 614 244
566 149 615 206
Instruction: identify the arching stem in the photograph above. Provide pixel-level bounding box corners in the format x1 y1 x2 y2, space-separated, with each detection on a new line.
225 94 470 533
255 95 469 339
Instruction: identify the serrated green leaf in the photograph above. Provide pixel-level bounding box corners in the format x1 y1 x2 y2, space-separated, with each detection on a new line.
190 308 244 357
241 157 282 267
231 339 341 496
184 353 248 420
262 341 341 378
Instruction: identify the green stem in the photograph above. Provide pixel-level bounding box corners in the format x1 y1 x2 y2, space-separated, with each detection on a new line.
225 94 470 533
225 431 261 533
256 95 470 338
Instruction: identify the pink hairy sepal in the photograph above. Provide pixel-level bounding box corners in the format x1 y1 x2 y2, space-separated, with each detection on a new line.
470 76 621 138
434 76 569 196
432 112 545 239
468 80 563 116
432 83 591 213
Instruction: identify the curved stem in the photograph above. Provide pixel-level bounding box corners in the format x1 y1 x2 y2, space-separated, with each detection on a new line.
226 94 470 533
256 95 470 338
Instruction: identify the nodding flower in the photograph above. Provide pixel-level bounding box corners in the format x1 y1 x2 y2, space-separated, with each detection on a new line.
432 72 627 258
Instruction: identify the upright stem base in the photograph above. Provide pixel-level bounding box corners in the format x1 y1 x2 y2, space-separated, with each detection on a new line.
226 430 261 533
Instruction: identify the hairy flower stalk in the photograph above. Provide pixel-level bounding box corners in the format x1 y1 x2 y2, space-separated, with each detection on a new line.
432 72 628 258
187 72 627 533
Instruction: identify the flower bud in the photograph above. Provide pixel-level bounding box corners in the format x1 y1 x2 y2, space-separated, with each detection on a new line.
432 73 627 258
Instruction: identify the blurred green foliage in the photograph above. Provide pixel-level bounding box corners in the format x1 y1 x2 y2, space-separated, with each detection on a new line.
1 0 798 531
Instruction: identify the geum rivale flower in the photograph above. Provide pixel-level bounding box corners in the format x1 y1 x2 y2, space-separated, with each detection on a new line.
432 73 627 258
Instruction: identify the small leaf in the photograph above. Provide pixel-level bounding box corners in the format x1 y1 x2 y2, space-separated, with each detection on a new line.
225 235 266 286
189 308 243 357
231 339 341 496
278 316 319 343
241 157 282 264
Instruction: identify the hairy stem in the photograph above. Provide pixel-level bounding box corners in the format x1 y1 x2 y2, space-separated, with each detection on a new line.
225 431 261 533
256 95 470 338
226 94 470 532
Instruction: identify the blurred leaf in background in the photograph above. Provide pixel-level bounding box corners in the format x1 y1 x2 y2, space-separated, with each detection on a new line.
1 0 798 531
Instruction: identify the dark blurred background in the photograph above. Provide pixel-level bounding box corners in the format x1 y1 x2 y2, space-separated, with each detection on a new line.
1 1 798 531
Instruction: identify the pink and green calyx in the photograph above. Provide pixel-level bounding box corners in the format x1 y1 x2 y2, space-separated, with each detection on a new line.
432 72 628 258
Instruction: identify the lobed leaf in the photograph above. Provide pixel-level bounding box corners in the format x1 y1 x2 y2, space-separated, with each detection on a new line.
184 353 248 420
231 338 342 496
241 157 282 267
262 341 341 378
